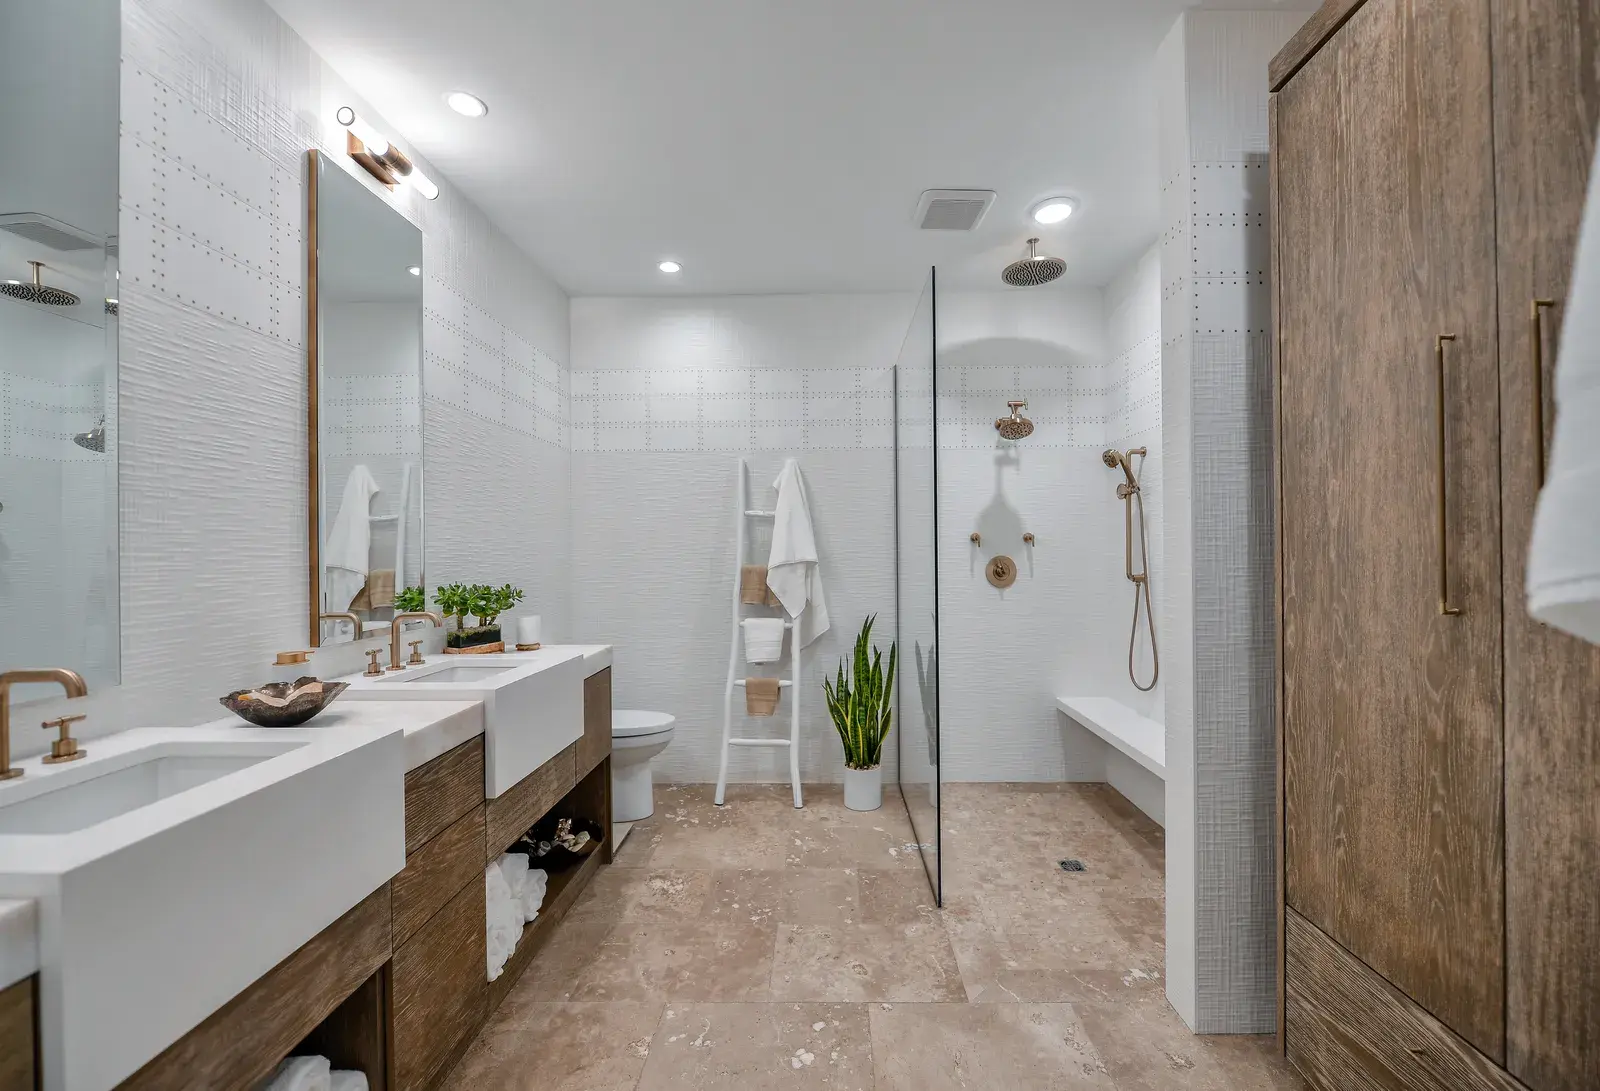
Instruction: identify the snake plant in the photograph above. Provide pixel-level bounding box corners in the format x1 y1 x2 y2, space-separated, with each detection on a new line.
824 615 897 770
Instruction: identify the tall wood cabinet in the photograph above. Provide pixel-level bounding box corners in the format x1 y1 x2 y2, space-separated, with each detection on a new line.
1272 0 1599 1088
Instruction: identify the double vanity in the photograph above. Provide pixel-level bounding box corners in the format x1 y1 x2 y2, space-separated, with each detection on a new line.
0 645 616 1091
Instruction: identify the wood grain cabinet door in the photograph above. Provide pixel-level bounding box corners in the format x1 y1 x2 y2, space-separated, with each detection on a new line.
1276 0 1506 1060
1492 0 1600 1086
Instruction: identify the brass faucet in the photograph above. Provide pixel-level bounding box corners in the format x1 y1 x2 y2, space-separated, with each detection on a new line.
319 612 362 643
390 613 443 671
1 669 88 780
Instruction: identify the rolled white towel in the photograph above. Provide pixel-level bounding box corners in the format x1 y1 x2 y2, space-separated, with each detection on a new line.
258 1056 331 1091
329 1073 369 1091
741 617 787 663
521 867 549 920
498 852 531 920
485 862 518 981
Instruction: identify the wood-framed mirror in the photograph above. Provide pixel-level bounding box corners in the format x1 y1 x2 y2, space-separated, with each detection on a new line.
306 150 425 646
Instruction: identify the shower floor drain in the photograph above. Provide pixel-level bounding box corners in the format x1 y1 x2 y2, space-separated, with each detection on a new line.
1059 859 1086 872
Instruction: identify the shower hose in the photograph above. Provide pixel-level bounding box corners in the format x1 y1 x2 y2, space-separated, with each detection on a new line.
1124 483 1160 692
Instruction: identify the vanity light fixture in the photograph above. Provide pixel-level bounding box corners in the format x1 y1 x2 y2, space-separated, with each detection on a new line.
1030 197 1077 225
658 260 682 273
445 91 488 118
335 106 439 200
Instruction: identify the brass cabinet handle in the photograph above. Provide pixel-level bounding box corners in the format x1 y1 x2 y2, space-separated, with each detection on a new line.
1532 298 1557 486
1436 334 1462 616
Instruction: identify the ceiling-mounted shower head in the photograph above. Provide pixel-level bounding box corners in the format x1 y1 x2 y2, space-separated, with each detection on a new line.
1001 238 1066 287
996 400 1034 440
0 261 80 307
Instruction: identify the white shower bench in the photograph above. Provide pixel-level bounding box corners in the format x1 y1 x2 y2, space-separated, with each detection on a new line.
1055 695 1165 827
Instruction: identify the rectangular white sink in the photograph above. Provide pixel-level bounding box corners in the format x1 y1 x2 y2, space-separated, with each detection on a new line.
0 724 405 1091
339 649 586 797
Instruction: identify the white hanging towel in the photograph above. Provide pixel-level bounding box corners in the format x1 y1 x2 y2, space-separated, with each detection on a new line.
766 458 830 648
323 465 380 613
1528 138 1600 645
741 617 788 663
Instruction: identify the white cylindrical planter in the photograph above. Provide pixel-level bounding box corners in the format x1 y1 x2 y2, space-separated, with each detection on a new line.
844 766 882 811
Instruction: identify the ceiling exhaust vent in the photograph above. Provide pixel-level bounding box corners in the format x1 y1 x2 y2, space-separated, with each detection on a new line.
915 189 996 231
0 213 101 252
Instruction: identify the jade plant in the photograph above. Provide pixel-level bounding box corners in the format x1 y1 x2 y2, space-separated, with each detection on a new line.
433 581 525 649
823 615 897 770
394 585 426 613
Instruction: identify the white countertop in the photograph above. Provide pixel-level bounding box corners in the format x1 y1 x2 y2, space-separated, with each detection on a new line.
0 898 36 989
203 699 486 773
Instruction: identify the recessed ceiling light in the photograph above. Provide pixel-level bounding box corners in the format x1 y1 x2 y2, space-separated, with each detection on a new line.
658 260 682 274
407 266 421 276
445 91 488 118
1031 197 1077 225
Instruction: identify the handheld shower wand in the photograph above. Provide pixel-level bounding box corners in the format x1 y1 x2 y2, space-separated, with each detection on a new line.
1103 448 1158 691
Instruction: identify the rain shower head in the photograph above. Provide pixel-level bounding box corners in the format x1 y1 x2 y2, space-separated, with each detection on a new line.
1001 238 1066 287
996 400 1034 440
73 417 106 453
0 261 79 307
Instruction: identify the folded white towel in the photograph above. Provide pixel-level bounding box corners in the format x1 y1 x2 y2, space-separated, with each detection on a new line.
259 1056 330 1091
329 1073 368 1091
767 458 830 648
1529 138 1600 644
324 465 380 613
742 617 787 663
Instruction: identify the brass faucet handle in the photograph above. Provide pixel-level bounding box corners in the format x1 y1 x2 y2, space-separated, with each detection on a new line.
407 640 425 665
364 648 384 677
41 714 87 764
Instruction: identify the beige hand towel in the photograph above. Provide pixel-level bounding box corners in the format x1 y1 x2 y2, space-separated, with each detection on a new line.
740 564 782 606
350 568 396 612
745 677 781 716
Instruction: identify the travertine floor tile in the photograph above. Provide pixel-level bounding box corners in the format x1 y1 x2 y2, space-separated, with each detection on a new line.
559 920 779 1002
441 1001 662 1091
870 1002 1116 1089
771 919 965 1002
1076 998 1310 1091
567 867 714 924
636 1002 873 1090
706 868 862 925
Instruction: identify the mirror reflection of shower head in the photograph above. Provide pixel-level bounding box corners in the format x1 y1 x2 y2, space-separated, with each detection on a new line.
0 261 80 307
73 416 106 453
996 400 1034 440
1001 238 1066 287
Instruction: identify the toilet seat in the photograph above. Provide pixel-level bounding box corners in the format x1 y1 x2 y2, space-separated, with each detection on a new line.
613 709 675 738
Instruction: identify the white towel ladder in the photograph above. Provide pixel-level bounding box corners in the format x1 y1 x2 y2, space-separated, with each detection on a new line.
716 458 803 808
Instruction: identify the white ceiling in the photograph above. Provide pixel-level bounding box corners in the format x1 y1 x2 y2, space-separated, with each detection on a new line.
269 0 1304 296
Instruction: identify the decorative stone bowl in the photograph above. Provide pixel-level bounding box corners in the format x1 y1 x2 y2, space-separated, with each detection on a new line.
220 677 349 727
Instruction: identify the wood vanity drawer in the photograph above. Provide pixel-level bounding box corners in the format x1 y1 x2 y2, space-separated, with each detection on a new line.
1285 909 1523 1091
394 804 485 948
393 880 486 1091
405 737 484 853
0 976 35 1091
485 744 575 860
577 667 612 778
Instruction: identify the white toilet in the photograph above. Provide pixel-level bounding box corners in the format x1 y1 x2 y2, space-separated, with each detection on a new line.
611 709 676 821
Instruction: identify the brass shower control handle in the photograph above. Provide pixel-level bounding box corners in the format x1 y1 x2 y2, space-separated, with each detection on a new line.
1023 533 1035 545
970 532 981 545
987 555 1018 588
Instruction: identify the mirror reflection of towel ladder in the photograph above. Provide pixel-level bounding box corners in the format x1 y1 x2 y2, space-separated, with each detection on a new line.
716 458 804 809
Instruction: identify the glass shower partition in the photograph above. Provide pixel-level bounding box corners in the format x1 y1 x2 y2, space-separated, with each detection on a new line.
894 269 941 904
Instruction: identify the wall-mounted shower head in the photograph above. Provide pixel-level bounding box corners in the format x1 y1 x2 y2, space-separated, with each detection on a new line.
1001 238 1066 287
995 400 1034 440
0 261 80 307
1102 447 1143 492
